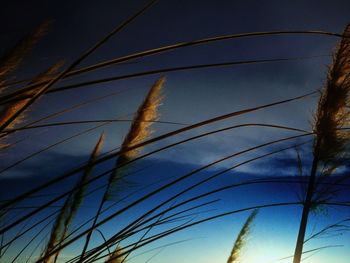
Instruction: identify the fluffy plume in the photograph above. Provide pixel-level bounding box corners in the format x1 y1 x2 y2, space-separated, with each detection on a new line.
310 23 350 212
0 20 50 83
105 76 165 200
0 61 63 149
313 24 350 163
42 133 104 263
105 246 124 263
227 210 258 263
78 78 165 261
293 24 350 263
0 62 63 128
119 77 164 158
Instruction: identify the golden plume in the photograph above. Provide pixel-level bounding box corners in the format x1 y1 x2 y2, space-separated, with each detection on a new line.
105 246 124 263
0 61 63 150
78 78 165 261
227 209 258 263
313 24 350 163
0 61 63 128
42 133 105 263
105 76 165 200
293 24 350 263
0 61 63 149
0 20 50 82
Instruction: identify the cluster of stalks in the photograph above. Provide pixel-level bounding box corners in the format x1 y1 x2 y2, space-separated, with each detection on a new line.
0 1 349 262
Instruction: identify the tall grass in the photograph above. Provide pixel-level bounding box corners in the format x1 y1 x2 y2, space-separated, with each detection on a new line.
42 133 104 263
0 61 63 149
79 77 165 260
0 2 349 262
292 24 350 263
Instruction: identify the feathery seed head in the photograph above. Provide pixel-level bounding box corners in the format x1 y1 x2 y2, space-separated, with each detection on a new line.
105 246 124 263
0 61 63 147
227 210 258 263
105 77 165 200
314 24 350 163
0 20 50 80
42 133 104 263
120 76 165 160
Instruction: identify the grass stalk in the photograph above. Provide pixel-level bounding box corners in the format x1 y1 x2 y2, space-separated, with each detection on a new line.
79 77 164 261
42 139 309 262
0 61 63 149
0 130 311 236
0 91 315 211
0 0 158 133
84 202 303 263
293 23 350 263
41 133 104 263
0 29 345 103
0 55 327 103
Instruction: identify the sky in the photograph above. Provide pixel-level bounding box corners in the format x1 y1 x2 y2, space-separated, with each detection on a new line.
0 0 350 262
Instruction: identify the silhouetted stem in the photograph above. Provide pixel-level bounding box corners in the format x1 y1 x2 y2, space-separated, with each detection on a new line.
0 91 315 211
293 150 319 263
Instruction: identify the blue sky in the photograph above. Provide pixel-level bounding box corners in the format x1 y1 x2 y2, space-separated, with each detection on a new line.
1 0 350 262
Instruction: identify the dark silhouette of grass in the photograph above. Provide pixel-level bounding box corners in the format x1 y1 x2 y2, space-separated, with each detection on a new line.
0 90 315 213
0 55 328 105
293 24 350 263
0 1 349 262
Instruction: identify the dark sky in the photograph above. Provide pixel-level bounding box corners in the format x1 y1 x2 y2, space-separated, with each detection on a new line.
1 0 349 167
1 1 350 263
2 0 350 70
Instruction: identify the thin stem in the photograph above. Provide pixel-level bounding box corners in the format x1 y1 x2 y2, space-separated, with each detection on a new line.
0 131 311 235
0 30 343 104
293 150 320 263
0 91 315 210
3 56 327 103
